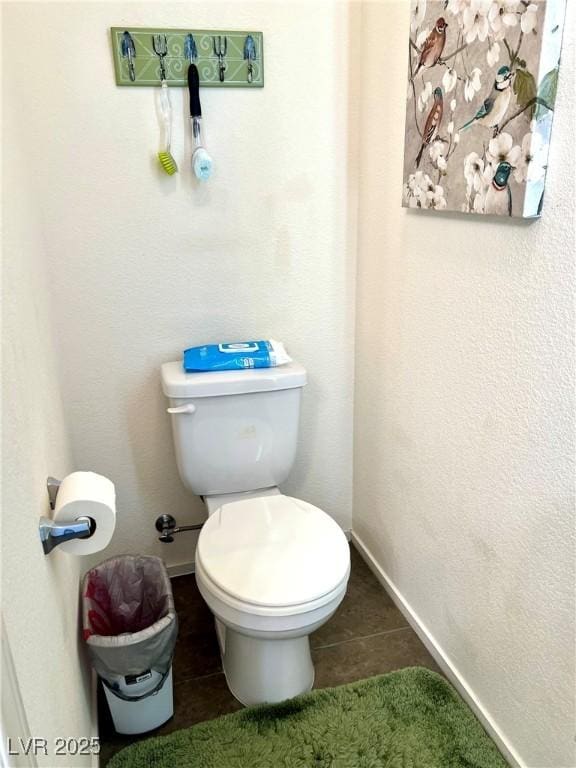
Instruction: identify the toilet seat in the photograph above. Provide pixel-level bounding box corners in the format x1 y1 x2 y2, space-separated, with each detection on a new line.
196 494 350 612
196 557 349 632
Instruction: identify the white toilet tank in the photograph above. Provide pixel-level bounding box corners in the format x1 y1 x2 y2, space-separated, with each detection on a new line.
161 361 307 496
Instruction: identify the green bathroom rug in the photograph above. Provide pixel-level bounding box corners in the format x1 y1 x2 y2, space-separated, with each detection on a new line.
107 667 507 768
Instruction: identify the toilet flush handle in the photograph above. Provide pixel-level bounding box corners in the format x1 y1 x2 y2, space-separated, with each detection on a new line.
167 404 196 415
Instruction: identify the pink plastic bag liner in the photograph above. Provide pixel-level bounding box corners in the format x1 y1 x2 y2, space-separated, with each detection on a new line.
82 555 177 681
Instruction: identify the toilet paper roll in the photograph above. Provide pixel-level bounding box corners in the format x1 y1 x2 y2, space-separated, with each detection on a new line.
53 471 116 555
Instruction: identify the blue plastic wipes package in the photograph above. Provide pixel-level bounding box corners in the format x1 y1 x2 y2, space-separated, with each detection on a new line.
183 340 292 372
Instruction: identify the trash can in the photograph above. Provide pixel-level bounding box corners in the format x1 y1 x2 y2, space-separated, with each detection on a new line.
82 555 178 735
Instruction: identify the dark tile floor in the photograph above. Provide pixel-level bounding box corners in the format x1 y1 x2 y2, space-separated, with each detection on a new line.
99 544 441 765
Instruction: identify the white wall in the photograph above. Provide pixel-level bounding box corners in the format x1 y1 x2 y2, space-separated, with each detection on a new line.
10 1 356 568
1 28 94 762
353 2 575 767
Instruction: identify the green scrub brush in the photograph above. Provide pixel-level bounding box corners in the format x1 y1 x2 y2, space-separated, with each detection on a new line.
152 34 178 176
158 80 178 175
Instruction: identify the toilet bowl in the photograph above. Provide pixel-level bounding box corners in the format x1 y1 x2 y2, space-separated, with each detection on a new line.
195 491 350 705
160 358 350 704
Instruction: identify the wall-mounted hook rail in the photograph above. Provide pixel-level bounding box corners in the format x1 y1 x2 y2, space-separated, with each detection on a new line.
111 28 264 88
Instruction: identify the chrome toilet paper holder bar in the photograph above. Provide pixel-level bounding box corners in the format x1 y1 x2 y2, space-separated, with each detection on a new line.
39 477 96 555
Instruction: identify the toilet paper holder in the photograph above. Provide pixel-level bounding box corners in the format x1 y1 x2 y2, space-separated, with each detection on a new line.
39 477 96 555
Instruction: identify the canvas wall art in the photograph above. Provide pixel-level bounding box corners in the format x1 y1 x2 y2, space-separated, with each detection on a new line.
402 0 566 218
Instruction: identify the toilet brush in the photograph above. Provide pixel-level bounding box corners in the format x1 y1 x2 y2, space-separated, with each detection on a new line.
157 79 178 176
152 34 178 176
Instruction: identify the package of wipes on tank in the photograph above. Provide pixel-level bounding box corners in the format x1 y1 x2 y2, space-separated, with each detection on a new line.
183 340 292 372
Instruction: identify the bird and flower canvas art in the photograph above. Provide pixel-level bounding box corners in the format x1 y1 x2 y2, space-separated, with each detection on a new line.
402 0 566 217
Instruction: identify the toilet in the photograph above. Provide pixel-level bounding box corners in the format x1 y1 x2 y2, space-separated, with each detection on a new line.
161 360 350 706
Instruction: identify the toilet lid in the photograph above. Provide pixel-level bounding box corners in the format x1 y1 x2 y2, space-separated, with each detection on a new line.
196 495 350 608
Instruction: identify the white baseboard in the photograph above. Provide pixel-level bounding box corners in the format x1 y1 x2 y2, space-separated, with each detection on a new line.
167 530 352 580
351 531 524 768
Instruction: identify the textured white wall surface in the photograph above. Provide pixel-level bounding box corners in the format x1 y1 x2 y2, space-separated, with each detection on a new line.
353 2 575 767
2 38 94 763
7 1 356 569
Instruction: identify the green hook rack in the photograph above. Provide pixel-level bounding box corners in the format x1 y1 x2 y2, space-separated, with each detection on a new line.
111 27 264 88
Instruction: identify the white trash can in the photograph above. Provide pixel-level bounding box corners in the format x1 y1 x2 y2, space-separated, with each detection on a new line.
103 667 174 735
82 555 178 735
